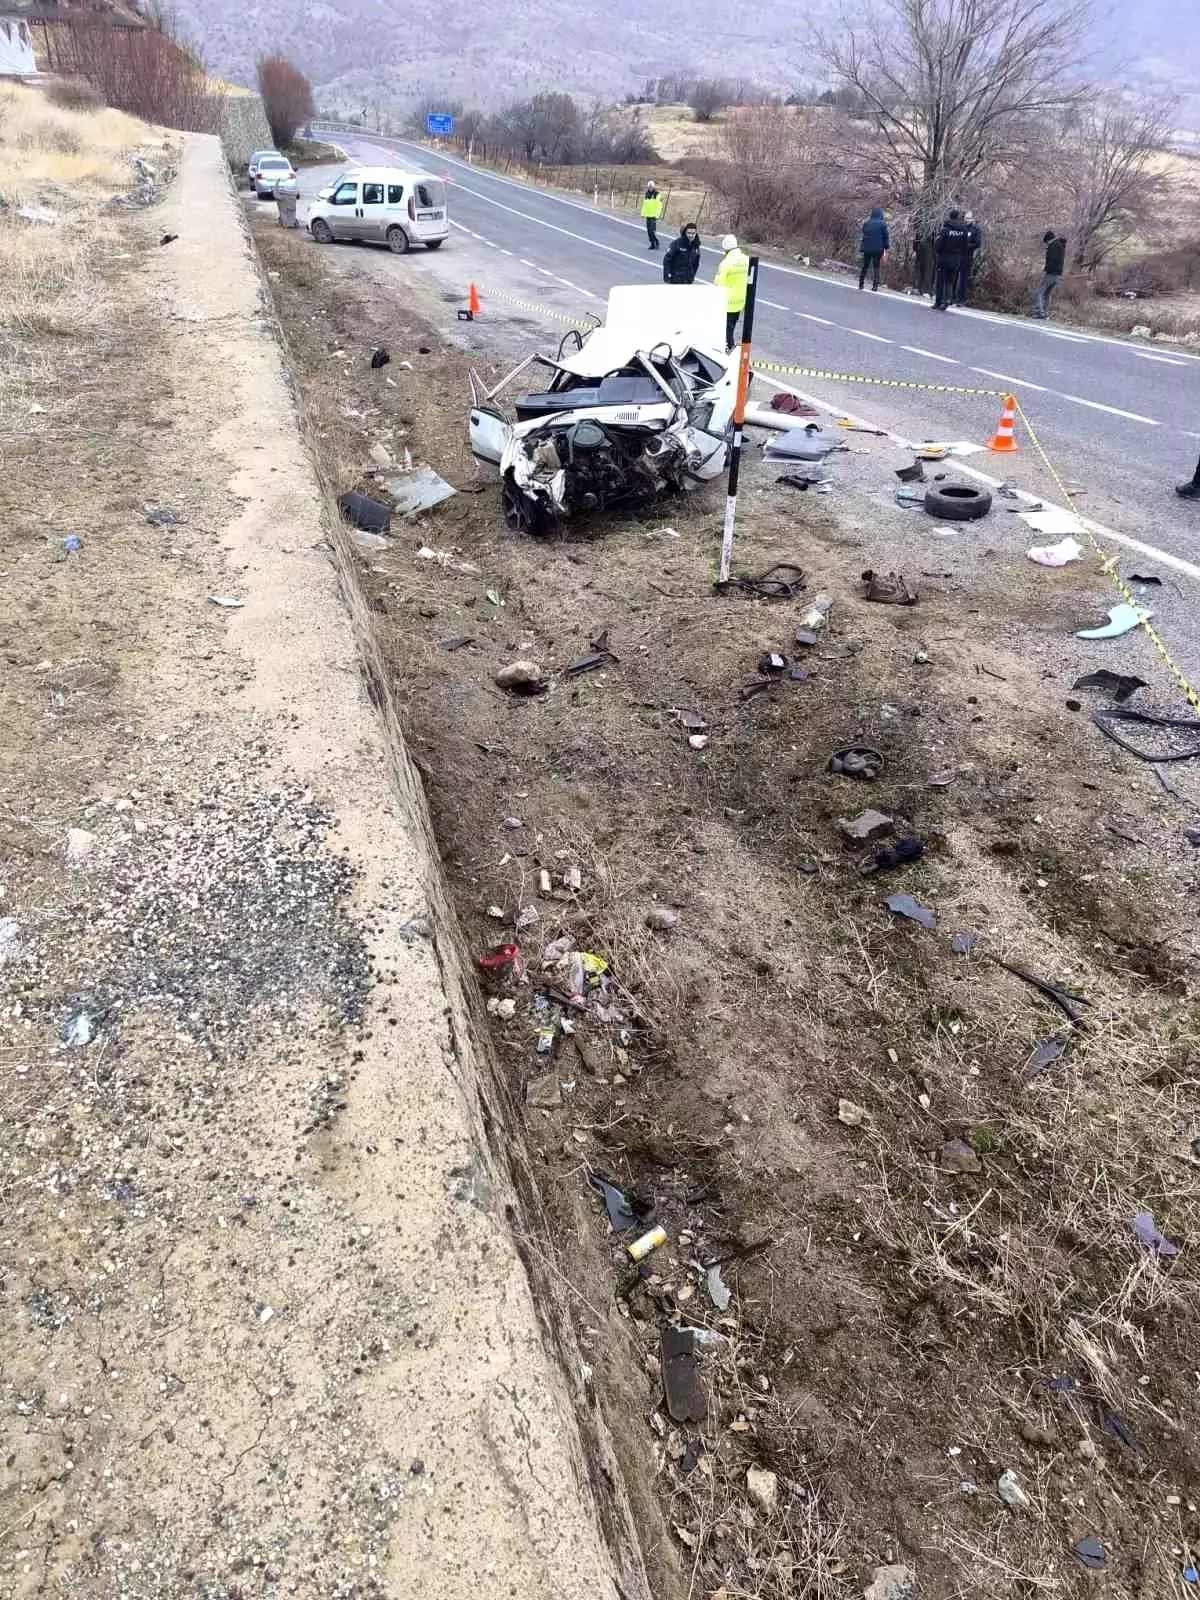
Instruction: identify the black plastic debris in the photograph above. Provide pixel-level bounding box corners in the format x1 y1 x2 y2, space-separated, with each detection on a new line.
1186 828 1200 848
864 837 925 873
794 627 820 647
438 636 476 651
370 346 390 369
159 232 178 246
715 562 806 600
1072 670 1147 703
1128 572 1163 586
988 956 1091 1028
862 569 918 605
1131 1209 1179 1257
565 629 619 677
661 1327 707 1423
1101 1410 1140 1453
1093 707 1200 763
758 651 788 676
951 932 982 954
895 461 925 483
586 1170 638 1232
338 491 391 534
1025 1036 1069 1077
886 893 936 930
1074 1536 1105 1571
1047 1375 1075 1393
776 471 826 491
679 1439 706 1477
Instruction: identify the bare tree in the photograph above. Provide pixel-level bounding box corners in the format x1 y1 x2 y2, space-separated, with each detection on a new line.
257 53 315 149
1057 91 1176 268
810 0 1091 225
689 78 729 123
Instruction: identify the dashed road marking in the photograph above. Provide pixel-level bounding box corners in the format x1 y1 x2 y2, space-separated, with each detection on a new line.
846 328 892 344
902 346 959 364
971 366 1048 393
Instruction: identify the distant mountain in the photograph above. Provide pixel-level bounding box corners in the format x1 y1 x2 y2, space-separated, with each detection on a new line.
176 0 1200 120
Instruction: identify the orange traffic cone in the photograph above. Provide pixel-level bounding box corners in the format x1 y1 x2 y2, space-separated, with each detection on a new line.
458 282 481 322
988 393 1019 453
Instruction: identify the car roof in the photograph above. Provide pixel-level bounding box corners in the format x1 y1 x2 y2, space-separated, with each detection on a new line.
340 165 439 181
260 155 292 164
251 149 281 159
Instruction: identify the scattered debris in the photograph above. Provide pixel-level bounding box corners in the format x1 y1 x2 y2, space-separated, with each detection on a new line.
1025 1036 1070 1076
717 563 807 600
486 997 517 1020
796 592 834 633
159 232 178 246
863 836 925 873
661 1326 707 1424
1128 572 1162 586
988 956 1091 1028
387 466 457 517
895 485 926 508
763 422 842 462
646 906 680 932
950 932 982 953
997 1468 1032 1511
338 491 391 534
143 503 179 526
895 461 925 483
1076 603 1151 640
416 544 479 574
62 1010 95 1048
830 746 883 781
438 635 476 651
1074 1536 1106 1571
208 595 244 609
776 469 830 491
65 826 95 865
1092 706 1200 763
369 441 394 472
478 943 519 972
1131 1210 1179 1257
494 659 546 694
525 1070 562 1110
62 533 82 553
628 1224 667 1262
864 1565 917 1600
840 809 894 844
586 1171 639 1231
1027 536 1083 566
928 770 957 789
705 1263 732 1310
370 346 390 369
746 1466 778 1512
769 391 818 416
1073 670 1147 702
758 650 788 675
940 1138 982 1174
885 893 936 930
17 203 60 225
862 569 918 605
565 629 618 676
688 733 709 750
838 1098 868 1127
673 708 708 733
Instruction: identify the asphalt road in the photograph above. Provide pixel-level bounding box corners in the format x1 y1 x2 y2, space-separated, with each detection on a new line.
308 128 1200 573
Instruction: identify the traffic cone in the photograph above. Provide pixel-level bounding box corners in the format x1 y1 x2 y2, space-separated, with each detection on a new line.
457 282 481 322
988 393 1019 453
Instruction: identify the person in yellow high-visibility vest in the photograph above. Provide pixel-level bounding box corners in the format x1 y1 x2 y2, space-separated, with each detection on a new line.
715 234 750 349
641 183 664 250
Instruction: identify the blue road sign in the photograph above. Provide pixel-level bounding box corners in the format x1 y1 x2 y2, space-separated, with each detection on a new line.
426 113 454 137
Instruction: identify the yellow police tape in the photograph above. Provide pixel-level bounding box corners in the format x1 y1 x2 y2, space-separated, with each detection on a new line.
470 283 1200 713
1013 402 1200 714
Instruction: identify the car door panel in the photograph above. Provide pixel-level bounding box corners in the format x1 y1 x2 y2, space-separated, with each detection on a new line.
328 179 360 239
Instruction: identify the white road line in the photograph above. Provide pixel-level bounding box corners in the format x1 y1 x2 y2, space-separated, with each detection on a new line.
798 312 835 326
1042 330 1091 343
1058 394 1159 424
518 258 536 267
1133 351 1188 366
500 248 514 256
755 372 1200 583
846 328 892 344
902 345 959 364
971 367 1048 393
760 299 789 310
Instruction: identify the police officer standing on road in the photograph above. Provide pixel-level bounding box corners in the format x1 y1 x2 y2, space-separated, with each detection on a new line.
932 209 970 310
715 234 750 349
642 182 664 250
957 211 982 305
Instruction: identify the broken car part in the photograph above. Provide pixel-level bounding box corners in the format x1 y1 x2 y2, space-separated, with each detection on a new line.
586 1171 639 1232
715 562 807 600
1024 1036 1070 1077
862 569 918 605
385 465 457 517
338 491 391 534
987 956 1091 1029
661 1327 707 1424
1075 603 1151 640
885 893 936 930
1131 1210 1179 1257
829 745 884 781
1092 706 1200 763
1072 670 1147 703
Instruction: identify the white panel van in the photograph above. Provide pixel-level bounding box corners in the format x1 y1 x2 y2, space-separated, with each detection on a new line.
307 167 448 253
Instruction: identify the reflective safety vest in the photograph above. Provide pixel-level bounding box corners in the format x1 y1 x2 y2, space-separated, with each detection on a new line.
715 248 749 313
641 193 664 219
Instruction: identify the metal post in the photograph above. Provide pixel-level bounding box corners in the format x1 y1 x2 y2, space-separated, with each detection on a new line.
718 255 759 587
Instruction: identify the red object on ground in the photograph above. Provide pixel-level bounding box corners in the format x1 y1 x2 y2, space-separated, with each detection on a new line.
478 943 519 971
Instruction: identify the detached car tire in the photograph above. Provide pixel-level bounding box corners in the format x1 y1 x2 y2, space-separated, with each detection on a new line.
386 226 410 254
924 482 993 521
310 218 333 244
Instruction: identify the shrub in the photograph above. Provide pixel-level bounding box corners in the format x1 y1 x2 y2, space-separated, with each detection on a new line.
43 79 105 113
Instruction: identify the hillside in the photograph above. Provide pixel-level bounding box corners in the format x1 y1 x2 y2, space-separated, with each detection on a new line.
173 0 1200 113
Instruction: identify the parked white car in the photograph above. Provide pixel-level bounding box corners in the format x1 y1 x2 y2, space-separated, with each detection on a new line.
307 166 449 253
247 149 282 186
254 154 295 197
468 284 737 534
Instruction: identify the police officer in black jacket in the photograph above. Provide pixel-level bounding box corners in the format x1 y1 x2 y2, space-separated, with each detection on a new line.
932 210 971 310
662 223 701 284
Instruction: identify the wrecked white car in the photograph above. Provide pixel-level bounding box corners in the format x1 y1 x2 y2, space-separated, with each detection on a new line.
468 285 737 534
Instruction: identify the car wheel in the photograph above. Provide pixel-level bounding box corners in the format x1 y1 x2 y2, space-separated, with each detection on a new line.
310 218 333 244
386 226 410 254
425 238 444 251
924 482 993 521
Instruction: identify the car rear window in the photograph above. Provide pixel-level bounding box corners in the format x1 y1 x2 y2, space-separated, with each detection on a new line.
262 158 290 170
414 179 446 209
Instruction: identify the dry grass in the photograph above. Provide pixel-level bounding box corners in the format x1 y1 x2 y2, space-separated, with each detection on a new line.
0 83 156 341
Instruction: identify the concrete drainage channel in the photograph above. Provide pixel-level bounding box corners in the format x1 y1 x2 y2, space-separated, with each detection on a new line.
243 168 650 1599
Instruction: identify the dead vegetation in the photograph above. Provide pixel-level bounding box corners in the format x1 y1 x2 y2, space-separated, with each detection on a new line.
254 217 1200 1599
0 84 163 344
